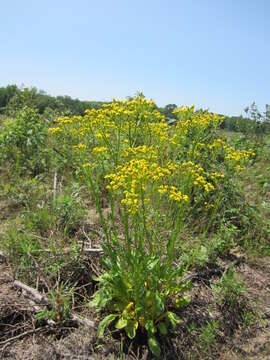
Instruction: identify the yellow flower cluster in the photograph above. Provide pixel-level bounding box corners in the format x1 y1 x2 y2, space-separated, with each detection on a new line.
158 185 189 202
174 106 224 132
73 143 87 150
157 185 169 194
48 127 62 134
182 161 215 193
57 115 82 124
105 159 174 190
48 95 254 218
105 158 187 212
225 148 255 162
82 96 160 133
208 138 227 150
105 159 151 191
121 190 139 214
149 122 169 142
92 146 108 154
210 172 225 180
122 145 158 160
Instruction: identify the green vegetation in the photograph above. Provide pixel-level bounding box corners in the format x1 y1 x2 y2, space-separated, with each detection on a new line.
0 88 269 358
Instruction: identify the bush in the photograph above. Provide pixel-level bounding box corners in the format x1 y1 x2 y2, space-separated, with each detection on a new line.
0 107 50 175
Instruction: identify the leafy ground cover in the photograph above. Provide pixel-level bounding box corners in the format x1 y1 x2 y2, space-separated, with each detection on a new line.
0 96 269 359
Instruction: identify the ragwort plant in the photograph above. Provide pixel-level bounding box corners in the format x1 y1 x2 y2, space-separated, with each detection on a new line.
49 96 254 357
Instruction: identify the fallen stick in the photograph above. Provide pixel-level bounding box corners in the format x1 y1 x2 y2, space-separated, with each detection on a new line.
82 227 92 247
0 326 48 346
71 314 95 328
84 248 103 254
13 280 95 329
28 247 103 254
14 280 49 305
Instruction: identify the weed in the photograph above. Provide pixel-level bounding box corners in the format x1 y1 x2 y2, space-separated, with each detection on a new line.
242 310 257 328
211 267 245 308
198 320 219 355
36 284 73 323
47 97 255 356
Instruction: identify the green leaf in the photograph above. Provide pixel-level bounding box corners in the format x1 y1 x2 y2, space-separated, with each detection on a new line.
158 322 168 335
145 319 156 335
125 320 138 339
97 314 117 338
89 288 111 309
175 295 191 308
92 275 101 282
147 257 159 270
115 317 128 330
148 336 161 358
167 311 180 330
153 293 165 314
89 293 101 308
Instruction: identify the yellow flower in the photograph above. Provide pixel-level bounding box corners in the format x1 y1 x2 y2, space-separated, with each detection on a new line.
73 143 87 150
92 146 108 154
48 127 61 134
158 185 168 194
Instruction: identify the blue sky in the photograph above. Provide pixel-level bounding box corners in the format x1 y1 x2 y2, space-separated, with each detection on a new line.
1 0 269 115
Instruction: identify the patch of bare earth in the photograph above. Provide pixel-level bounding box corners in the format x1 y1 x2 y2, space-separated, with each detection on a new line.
221 257 270 359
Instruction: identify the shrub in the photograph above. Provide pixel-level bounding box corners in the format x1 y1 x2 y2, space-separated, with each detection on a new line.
0 107 49 175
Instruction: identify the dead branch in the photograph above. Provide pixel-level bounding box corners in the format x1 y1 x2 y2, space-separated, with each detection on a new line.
71 314 95 328
0 326 48 346
82 227 92 247
83 248 103 254
28 247 103 254
13 280 95 329
14 280 49 305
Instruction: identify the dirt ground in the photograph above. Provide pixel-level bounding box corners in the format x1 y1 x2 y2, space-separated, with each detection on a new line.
0 255 270 359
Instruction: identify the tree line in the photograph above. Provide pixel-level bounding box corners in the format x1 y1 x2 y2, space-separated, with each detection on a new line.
0 85 106 116
0 85 269 134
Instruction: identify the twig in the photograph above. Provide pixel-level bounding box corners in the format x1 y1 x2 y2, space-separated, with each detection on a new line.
27 247 103 254
13 280 96 329
88 260 101 277
0 326 48 346
83 248 103 254
53 170 58 203
71 314 95 328
82 227 92 248
14 280 49 305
